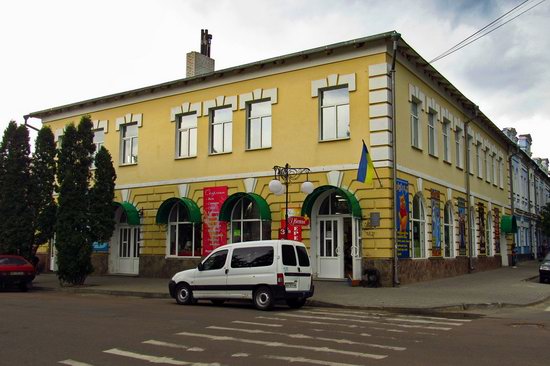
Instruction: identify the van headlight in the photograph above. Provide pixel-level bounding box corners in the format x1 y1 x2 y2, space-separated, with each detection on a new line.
540 265 550 271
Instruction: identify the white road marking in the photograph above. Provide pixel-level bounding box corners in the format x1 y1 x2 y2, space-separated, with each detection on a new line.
280 312 452 331
104 348 220 366
323 309 472 323
545 306 550 312
176 331 387 360
264 355 365 366
231 353 249 357
371 327 406 333
256 316 288 321
300 310 463 326
59 360 94 366
232 320 282 327
143 340 204 352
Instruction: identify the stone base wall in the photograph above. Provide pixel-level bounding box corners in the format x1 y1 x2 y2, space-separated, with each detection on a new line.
91 253 109 275
364 255 502 286
139 254 201 278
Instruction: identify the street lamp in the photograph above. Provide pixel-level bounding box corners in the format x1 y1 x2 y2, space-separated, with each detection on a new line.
268 163 314 239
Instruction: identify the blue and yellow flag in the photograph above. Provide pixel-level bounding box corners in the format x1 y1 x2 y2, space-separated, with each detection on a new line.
357 141 374 183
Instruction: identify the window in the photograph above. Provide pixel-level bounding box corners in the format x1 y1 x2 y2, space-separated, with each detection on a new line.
296 246 310 267
485 150 491 183
176 113 197 158
247 100 272 149
230 196 271 243
492 154 497 186
410 101 421 149
428 111 437 156
486 212 493 256
470 207 477 257
202 250 228 271
210 107 232 154
467 135 473 174
168 203 201 257
320 87 350 140
319 192 351 215
442 120 451 162
121 123 138 164
93 128 104 154
476 143 482 178
443 201 454 258
231 246 274 268
411 194 426 258
282 245 298 266
455 128 463 168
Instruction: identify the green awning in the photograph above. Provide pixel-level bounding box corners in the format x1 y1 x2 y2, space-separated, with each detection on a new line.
219 192 271 222
301 186 362 218
113 201 140 226
156 197 201 224
501 215 518 233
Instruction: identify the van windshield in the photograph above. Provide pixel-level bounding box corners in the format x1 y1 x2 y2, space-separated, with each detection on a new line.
296 246 310 267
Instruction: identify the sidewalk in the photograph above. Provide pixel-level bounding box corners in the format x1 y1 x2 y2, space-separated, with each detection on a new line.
33 260 550 312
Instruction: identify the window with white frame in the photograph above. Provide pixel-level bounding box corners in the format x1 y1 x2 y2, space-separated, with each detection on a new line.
492 154 497 186
428 110 437 156
442 119 451 162
320 86 350 141
411 193 426 258
230 196 271 243
176 113 197 158
93 128 104 154
470 206 477 257
467 135 473 174
486 212 493 256
121 123 138 164
410 100 421 149
455 127 463 168
210 106 232 154
443 201 454 258
247 100 272 149
485 150 491 183
476 142 482 178
167 203 201 257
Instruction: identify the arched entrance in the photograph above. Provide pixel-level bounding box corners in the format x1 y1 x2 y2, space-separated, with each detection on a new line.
302 186 362 280
109 202 141 275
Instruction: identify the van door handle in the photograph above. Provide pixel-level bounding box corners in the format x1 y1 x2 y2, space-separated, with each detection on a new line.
225 269 228 274
298 267 301 272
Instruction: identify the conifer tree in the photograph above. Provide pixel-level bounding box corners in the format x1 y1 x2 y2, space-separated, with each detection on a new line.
90 146 117 243
0 122 18 253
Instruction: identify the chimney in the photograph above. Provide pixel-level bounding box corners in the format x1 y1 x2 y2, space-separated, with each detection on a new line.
502 127 518 144
542 158 549 174
518 134 532 157
186 29 215 78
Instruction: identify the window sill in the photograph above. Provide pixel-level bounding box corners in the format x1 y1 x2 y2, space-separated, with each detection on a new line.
119 162 138 167
319 136 351 143
428 153 438 159
175 155 197 160
456 166 464 171
411 145 423 152
209 151 232 156
443 160 452 166
245 146 272 152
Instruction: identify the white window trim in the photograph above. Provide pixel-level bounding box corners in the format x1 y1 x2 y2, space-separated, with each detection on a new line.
175 112 198 159
410 98 422 150
428 109 438 157
455 127 463 169
165 203 200 258
209 105 233 155
411 193 427 259
245 99 272 150
116 113 142 166
442 119 451 163
318 85 350 141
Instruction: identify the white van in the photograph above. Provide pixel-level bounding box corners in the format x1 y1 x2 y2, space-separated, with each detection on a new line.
168 240 314 310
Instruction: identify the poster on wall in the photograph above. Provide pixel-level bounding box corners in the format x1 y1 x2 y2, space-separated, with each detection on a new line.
431 190 441 257
458 198 467 256
396 178 410 258
278 220 302 241
478 203 486 255
202 186 228 256
494 208 501 254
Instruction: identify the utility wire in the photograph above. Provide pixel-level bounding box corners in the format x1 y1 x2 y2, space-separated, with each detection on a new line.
430 0 546 63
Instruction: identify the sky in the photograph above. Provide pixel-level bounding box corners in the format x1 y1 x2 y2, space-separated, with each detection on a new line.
1 0 549 157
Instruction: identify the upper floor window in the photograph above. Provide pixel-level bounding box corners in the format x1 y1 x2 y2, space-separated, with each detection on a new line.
210 107 232 154
93 129 104 153
476 143 482 179
486 150 491 183
442 119 451 162
492 154 497 185
247 100 272 150
176 113 197 158
455 128 463 169
121 123 138 164
320 87 349 141
467 135 473 174
428 111 437 156
410 101 421 149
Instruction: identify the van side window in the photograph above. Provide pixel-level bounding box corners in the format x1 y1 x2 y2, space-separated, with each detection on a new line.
202 250 228 271
296 246 310 267
282 245 297 266
231 246 274 268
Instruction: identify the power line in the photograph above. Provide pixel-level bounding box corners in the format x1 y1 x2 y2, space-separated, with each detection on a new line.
430 0 546 63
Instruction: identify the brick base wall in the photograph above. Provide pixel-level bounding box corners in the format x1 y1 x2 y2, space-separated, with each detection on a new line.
139 254 201 278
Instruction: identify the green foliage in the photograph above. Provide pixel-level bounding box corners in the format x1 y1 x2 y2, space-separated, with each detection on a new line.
56 116 95 285
540 202 550 238
90 146 117 243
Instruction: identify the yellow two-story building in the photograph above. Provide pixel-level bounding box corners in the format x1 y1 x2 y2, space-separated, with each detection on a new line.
30 31 515 285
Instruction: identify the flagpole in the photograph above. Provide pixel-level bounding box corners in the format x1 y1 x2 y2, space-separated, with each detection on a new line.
362 139 383 187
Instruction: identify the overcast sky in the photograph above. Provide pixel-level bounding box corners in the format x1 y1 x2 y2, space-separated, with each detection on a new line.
1 0 549 157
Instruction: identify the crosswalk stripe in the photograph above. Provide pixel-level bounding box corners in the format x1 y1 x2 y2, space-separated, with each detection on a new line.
59 360 94 366
545 306 550 312
256 316 288 321
264 355 365 366
207 326 406 351
322 309 472 322
176 331 387 360
143 340 204 352
232 320 283 327
300 310 463 326
104 348 220 366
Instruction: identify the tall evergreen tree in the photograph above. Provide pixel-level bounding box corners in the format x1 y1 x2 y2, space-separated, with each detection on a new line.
30 126 58 256
0 124 33 257
56 116 95 285
90 146 117 243
0 121 18 253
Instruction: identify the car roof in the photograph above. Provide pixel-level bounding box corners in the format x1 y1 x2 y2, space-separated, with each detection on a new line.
214 240 305 251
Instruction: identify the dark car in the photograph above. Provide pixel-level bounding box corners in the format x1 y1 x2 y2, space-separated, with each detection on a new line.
0 255 36 291
540 254 550 283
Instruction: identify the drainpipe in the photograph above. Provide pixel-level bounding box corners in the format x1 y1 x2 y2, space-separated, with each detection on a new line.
508 146 519 266
390 32 401 287
465 107 478 273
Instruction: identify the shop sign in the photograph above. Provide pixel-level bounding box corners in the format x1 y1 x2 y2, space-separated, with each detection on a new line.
288 216 310 226
494 208 501 254
92 242 109 253
203 186 228 256
431 189 441 257
458 198 467 256
278 220 302 241
396 178 410 258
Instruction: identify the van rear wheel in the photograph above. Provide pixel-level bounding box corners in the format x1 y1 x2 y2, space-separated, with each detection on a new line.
253 286 274 310
286 297 306 309
175 283 194 305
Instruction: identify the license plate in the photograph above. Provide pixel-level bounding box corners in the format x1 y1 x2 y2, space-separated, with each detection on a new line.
10 272 24 275
285 282 297 288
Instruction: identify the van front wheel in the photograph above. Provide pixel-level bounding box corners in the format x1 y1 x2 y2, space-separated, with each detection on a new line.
175 283 194 305
253 286 274 310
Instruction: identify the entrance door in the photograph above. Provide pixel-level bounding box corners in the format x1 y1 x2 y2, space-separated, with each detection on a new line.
111 226 140 275
318 218 344 278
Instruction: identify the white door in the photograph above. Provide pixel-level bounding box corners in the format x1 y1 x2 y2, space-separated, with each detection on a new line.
352 218 363 280
318 218 344 278
111 225 140 275
193 249 229 298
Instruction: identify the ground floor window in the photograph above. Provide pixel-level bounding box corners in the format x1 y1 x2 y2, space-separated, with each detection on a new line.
443 201 454 258
168 202 201 257
230 196 271 243
411 193 426 258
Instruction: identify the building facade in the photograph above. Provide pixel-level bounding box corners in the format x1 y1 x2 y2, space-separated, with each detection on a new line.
31 31 522 285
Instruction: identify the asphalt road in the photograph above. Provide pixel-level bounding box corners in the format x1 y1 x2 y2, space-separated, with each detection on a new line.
1 290 550 366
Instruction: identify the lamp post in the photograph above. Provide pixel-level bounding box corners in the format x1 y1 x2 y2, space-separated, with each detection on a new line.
268 163 314 239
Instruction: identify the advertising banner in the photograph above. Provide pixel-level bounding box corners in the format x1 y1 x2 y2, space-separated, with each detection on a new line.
202 186 228 256
396 179 410 258
92 242 109 253
458 198 467 256
494 208 501 254
278 220 302 241
478 203 486 255
431 190 441 257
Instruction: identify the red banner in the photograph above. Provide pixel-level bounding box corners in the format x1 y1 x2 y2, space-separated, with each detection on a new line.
202 186 228 256
278 220 302 241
